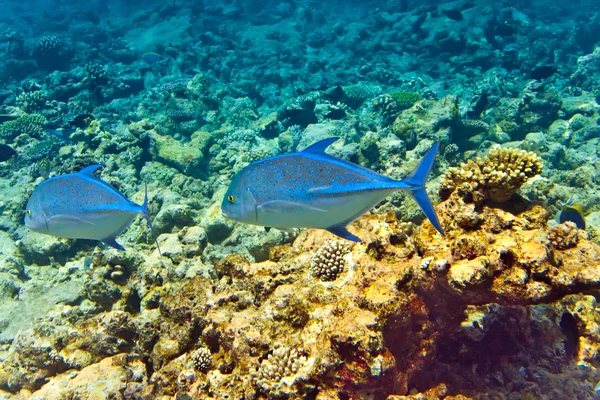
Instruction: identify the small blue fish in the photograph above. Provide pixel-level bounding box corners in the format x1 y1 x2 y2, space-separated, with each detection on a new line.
557 196 586 229
81 34 95 45
44 128 75 140
25 165 161 254
142 52 161 65
221 138 443 241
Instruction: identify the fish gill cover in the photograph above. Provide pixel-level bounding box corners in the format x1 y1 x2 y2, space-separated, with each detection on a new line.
0 0 600 398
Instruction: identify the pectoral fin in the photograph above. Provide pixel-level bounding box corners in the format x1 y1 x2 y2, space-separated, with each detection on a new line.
327 225 361 242
102 237 125 251
258 200 327 215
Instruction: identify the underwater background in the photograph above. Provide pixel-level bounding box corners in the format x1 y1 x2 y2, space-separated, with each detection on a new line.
1 0 600 398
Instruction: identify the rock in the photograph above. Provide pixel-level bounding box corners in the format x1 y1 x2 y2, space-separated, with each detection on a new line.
153 203 193 234
296 123 336 150
27 355 129 399
16 231 73 266
201 193 234 244
151 130 211 178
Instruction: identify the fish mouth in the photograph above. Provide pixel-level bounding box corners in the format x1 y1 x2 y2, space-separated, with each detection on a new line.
221 209 231 219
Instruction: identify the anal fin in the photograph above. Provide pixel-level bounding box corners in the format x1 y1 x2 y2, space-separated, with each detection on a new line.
102 237 125 251
326 225 361 242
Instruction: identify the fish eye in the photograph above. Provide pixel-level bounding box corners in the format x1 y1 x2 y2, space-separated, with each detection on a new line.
26 209 32 216
227 195 235 203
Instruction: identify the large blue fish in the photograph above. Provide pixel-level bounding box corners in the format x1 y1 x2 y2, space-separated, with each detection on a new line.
24 165 161 254
221 138 444 241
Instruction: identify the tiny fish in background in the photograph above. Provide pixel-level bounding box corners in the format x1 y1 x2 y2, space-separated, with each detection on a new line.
37 159 51 179
0 144 16 162
0 114 18 123
142 52 161 65
557 196 586 229
25 165 162 255
81 34 95 45
443 9 463 21
68 113 95 129
222 137 444 241
531 66 558 80
494 22 515 37
44 128 75 140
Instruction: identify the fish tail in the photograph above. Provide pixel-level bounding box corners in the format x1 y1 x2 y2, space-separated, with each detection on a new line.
142 184 163 257
402 142 444 235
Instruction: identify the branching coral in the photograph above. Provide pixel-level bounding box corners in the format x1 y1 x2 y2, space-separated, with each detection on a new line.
388 90 422 110
342 83 380 108
250 346 309 396
310 240 351 281
440 147 543 202
0 114 47 140
15 90 47 113
458 119 489 136
34 36 63 57
84 63 108 88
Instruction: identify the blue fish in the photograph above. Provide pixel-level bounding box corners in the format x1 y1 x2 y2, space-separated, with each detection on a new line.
142 52 161 65
221 138 444 241
25 165 161 254
44 128 75 140
81 34 95 45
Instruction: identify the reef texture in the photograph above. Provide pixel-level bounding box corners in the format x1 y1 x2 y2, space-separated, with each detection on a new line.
440 147 543 203
2 180 600 399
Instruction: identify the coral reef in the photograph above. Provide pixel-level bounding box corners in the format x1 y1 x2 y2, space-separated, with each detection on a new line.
0 114 47 141
1 1 600 398
440 147 543 203
3 178 600 398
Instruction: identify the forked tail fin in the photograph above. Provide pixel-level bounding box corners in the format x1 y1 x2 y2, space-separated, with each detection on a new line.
142 184 163 257
402 143 444 235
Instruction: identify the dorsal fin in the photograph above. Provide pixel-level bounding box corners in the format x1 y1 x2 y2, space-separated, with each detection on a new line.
302 137 339 155
79 164 102 177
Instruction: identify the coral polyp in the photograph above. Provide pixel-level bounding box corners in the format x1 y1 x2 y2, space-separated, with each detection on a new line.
441 147 543 203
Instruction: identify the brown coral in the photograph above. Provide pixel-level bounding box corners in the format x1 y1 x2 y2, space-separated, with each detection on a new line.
441 147 543 202
250 346 311 396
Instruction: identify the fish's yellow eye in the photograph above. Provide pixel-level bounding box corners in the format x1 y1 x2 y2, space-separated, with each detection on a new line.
227 195 235 203
26 209 31 216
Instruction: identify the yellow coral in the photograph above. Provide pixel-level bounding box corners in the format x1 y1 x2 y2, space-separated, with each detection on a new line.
441 147 543 202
